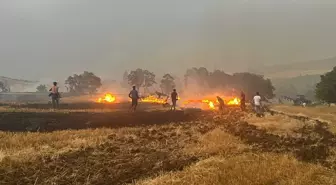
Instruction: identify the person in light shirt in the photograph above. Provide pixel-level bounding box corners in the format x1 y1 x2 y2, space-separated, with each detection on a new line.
253 92 262 116
49 82 60 109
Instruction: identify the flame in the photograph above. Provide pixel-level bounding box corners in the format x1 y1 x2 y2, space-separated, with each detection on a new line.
209 101 215 109
201 99 215 109
140 95 167 104
183 96 241 109
97 93 116 103
227 97 240 105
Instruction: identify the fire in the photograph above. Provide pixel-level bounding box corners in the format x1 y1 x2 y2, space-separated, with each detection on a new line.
97 93 116 103
140 95 167 104
201 99 215 109
183 96 241 109
227 97 240 105
209 101 215 109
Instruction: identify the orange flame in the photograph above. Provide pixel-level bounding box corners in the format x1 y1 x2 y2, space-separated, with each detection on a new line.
140 95 167 104
97 93 116 103
201 99 215 109
227 97 240 105
183 96 241 109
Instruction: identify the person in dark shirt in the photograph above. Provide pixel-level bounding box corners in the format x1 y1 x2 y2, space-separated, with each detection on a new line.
216 96 225 111
129 86 139 112
240 91 246 111
171 89 178 111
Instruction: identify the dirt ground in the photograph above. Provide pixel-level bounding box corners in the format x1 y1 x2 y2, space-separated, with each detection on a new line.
0 103 336 185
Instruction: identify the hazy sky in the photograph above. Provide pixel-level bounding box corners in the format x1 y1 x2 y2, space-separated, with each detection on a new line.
0 0 336 81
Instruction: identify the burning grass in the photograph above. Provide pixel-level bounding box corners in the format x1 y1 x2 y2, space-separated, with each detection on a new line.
97 93 116 103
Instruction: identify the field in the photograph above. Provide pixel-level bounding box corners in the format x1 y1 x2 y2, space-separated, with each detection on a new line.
0 102 336 185
272 105 336 133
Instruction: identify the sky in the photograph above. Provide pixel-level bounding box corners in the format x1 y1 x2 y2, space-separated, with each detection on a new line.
0 0 336 82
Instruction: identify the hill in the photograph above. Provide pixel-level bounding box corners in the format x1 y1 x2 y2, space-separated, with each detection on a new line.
272 74 320 100
250 57 336 78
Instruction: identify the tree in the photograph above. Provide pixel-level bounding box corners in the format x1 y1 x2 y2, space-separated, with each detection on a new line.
36 84 47 92
160 74 175 94
127 68 145 89
127 69 156 93
232 72 275 99
184 67 210 92
315 66 336 104
143 70 156 94
65 71 102 94
207 70 232 88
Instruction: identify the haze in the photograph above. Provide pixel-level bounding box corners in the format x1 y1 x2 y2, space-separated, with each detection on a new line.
1 0 336 81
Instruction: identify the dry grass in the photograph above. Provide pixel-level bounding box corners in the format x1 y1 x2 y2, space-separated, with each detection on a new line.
273 105 336 133
1 107 336 184
136 153 336 185
185 128 248 157
245 114 307 135
0 128 114 162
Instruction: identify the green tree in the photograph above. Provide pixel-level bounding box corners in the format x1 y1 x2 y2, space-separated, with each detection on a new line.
160 74 175 94
65 71 102 94
36 84 47 92
315 66 336 104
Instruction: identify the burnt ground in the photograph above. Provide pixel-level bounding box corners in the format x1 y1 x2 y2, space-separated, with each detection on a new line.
0 109 210 132
0 102 158 110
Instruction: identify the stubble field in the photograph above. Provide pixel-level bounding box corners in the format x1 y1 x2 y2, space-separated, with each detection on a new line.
0 102 336 185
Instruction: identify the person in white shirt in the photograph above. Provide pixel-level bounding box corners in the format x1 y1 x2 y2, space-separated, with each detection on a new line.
49 82 60 109
253 92 262 116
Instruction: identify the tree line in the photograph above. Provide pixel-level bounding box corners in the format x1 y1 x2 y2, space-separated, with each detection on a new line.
32 65 336 104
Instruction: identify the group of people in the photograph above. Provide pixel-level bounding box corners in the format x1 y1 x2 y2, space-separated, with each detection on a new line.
128 86 179 112
49 82 265 116
128 86 266 114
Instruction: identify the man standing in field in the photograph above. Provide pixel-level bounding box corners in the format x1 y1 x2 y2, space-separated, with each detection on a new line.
49 82 60 109
129 86 139 112
170 89 178 111
253 92 262 117
240 91 246 111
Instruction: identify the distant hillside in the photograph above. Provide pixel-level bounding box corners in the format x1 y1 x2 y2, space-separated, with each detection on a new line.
250 57 336 78
272 74 321 100
0 76 37 84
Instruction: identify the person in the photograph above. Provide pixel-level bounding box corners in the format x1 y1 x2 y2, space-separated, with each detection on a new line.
253 92 262 117
170 89 178 111
240 91 246 111
216 96 225 111
129 86 139 112
49 82 60 109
